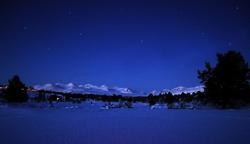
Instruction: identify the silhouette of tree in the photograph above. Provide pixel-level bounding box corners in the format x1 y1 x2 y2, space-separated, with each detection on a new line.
148 94 157 106
4 75 28 102
198 51 250 108
36 90 46 102
165 92 175 104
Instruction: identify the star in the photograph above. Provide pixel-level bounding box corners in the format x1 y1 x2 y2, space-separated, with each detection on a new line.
201 32 205 37
235 5 240 11
234 5 240 13
79 32 84 39
68 8 73 16
140 40 144 44
23 26 28 30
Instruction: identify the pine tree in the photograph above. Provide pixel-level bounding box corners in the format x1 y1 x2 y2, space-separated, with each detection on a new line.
198 51 250 108
4 75 28 102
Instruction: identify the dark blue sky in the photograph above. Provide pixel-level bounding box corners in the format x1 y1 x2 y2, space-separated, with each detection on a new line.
1 0 250 92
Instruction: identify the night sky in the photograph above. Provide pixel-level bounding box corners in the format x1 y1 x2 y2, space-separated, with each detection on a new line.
1 0 250 92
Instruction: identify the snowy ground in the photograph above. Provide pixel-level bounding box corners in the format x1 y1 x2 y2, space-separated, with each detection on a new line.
1 102 250 144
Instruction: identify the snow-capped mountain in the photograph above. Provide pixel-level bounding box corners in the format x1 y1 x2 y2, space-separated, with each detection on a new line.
33 83 146 96
33 83 203 96
151 86 204 95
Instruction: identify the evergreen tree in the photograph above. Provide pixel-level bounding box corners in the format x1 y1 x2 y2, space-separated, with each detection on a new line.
37 90 46 102
198 51 250 108
165 92 175 104
4 75 28 102
148 94 156 106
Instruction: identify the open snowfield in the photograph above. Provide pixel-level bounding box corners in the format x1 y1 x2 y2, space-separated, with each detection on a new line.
1 102 250 144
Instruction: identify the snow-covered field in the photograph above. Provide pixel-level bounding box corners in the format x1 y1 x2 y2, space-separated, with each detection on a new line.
1 102 250 144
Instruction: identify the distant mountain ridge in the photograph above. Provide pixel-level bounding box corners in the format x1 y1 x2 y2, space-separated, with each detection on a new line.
33 83 204 96
150 86 204 95
33 83 146 96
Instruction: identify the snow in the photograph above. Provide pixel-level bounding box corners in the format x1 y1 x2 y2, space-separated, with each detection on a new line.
152 85 204 95
33 83 204 97
113 87 133 94
150 90 160 95
1 102 250 144
99 85 109 91
33 83 146 96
